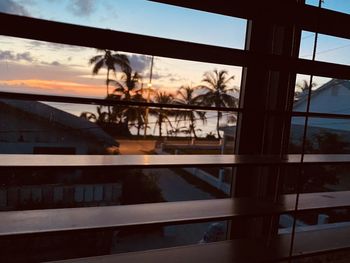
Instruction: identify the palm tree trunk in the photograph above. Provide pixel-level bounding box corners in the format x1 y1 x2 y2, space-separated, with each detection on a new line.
106 69 111 122
190 114 197 139
216 110 221 139
159 114 163 138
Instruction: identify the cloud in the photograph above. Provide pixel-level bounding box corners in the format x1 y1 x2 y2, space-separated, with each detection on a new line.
150 72 184 82
40 60 61 66
27 40 81 52
0 50 15 60
0 0 30 16
129 55 150 73
70 0 94 16
0 50 34 62
16 52 33 62
50 61 61 66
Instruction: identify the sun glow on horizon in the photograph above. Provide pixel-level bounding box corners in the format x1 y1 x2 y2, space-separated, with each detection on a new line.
0 79 107 97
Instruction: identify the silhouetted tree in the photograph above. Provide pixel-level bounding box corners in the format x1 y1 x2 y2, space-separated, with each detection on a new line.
109 67 145 134
89 50 130 122
197 70 237 139
294 79 317 101
80 106 108 124
150 91 174 138
89 50 130 97
174 86 206 139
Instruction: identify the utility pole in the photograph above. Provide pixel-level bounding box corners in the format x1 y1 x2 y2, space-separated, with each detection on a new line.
144 56 154 138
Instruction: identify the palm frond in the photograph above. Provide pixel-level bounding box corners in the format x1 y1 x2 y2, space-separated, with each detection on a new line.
92 59 104 75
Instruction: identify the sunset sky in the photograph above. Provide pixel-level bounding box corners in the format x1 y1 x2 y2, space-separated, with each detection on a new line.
0 0 245 99
0 0 349 99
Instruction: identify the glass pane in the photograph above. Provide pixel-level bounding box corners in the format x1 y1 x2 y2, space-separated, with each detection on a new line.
305 117 350 154
0 36 242 99
293 74 331 112
0 166 232 211
0 220 229 262
299 31 350 66
289 117 306 154
290 209 350 260
294 74 350 115
306 0 350 15
0 99 237 154
0 1 247 49
289 117 350 153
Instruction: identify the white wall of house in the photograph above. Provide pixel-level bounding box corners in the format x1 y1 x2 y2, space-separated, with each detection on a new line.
293 81 350 132
0 106 105 154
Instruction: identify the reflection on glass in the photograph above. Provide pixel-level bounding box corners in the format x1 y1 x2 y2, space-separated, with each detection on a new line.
0 1 246 49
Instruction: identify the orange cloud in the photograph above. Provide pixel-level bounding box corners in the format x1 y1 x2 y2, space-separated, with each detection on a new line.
0 79 106 97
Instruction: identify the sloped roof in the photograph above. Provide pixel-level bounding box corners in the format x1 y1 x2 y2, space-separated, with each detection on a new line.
293 79 350 109
0 99 118 147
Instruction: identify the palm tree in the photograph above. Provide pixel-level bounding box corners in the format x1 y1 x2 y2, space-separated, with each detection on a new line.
130 92 147 136
89 50 130 123
79 106 109 124
197 69 237 139
150 91 174 138
109 68 144 132
174 86 206 139
89 50 130 97
110 67 141 100
294 79 316 101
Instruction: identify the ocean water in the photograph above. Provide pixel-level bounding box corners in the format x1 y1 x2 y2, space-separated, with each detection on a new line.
45 102 235 138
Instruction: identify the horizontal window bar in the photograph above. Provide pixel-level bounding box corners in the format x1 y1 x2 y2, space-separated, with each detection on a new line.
2 14 350 81
3 91 350 120
292 111 350 119
0 92 239 112
48 224 350 262
51 240 248 263
0 13 246 68
0 199 234 236
153 1 350 41
284 191 350 212
1 191 350 236
291 225 350 259
3 154 350 168
0 154 295 168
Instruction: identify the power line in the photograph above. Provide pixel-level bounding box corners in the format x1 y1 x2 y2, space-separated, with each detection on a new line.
300 42 350 58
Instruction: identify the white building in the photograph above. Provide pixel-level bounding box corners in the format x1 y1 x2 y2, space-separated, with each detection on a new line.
0 99 119 154
221 79 350 147
0 99 122 210
293 79 350 132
